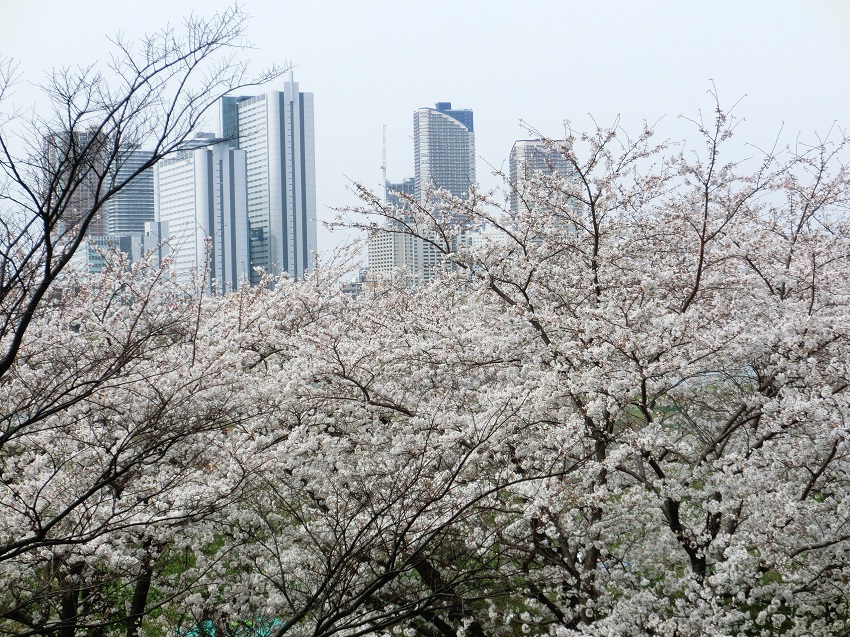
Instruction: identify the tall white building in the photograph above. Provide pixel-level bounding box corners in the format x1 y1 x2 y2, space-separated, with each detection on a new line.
367 222 480 285
154 135 249 292
217 79 317 283
509 139 576 215
367 220 447 284
413 102 475 202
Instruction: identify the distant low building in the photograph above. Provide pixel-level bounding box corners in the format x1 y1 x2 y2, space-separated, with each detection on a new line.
340 268 370 298
386 177 415 210
69 235 140 273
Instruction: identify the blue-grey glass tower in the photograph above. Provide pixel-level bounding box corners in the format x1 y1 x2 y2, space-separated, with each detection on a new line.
414 102 475 202
217 79 317 283
105 146 155 235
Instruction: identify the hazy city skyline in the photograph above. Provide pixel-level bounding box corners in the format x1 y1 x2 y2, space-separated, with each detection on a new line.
3 0 849 256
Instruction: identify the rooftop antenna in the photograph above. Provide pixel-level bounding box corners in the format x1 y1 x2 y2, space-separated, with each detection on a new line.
381 124 388 202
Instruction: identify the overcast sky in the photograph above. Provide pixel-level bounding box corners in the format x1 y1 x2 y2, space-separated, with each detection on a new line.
2 0 849 255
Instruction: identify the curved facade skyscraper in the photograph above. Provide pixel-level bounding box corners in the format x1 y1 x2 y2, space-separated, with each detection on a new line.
413 102 475 202
367 102 477 284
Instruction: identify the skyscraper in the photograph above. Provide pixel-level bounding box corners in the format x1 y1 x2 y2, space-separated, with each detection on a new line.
217 79 317 282
368 102 477 284
413 102 475 202
509 139 576 215
46 131 161 274
46 134 158 241
105 146 155 235
154 134 249 292
45 129 108 239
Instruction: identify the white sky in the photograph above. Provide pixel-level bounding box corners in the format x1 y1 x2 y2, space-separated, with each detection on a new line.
2 0 849 256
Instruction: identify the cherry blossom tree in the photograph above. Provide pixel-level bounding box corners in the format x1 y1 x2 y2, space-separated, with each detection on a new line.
117 97 850 636
0 8 285 636
3 72 850 637
329 101 850 636
0 258 256 637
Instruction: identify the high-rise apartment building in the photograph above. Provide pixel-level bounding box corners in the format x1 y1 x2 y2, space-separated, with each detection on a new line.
105 146 155 235
45 129 108 239
217 79 317 282
509 139 576 215
46 132 152 280
154 135 249 292
46 131 161 277
369 102 478 283
413 102 475 202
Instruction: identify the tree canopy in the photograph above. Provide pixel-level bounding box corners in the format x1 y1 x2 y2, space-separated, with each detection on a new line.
2 28 850 635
